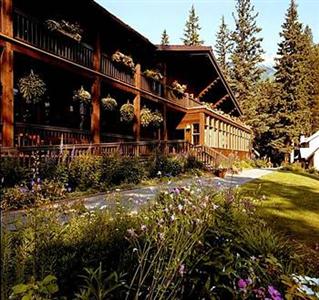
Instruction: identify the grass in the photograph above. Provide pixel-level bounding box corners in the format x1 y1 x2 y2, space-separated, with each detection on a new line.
241 170 319 269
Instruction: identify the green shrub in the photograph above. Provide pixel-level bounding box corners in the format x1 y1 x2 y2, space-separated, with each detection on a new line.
101 155 145 186
281 162 304 172
148 153 183 177
0 157 29 187
69 154 102 190
185 154 203 170
0 186 34 210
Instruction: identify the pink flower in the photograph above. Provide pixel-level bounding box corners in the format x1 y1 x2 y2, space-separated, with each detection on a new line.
268 286 283 300
238 279 247 290
178 264 186 277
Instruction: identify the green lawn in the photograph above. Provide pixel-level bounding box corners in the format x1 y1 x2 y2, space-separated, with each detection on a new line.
241 170 319 256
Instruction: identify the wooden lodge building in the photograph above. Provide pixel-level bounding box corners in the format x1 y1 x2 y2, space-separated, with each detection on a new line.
0 0 251 160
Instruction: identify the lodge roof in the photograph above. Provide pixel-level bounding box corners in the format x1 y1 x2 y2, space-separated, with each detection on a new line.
157 45 242 115
90 0 155 49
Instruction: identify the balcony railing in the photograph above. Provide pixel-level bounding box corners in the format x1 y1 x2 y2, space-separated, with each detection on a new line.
15 123 92 146
141 75 164 97
11 12 202 109
14 11 93 68
100 55 135 86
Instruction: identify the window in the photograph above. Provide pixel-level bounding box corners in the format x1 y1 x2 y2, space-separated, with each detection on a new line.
192 123 200 145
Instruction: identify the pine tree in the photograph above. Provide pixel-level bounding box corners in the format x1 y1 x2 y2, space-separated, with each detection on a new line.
229 0 264 115
161 29 169 46
273 0 312 158
214 16 232 76
182 5 204 46
310 44 319 132
303 26 319 132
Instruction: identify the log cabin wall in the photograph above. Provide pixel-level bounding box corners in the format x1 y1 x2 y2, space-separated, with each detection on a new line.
0 0 252 158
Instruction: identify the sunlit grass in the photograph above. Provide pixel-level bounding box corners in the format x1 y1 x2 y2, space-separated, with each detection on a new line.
241 170 319 261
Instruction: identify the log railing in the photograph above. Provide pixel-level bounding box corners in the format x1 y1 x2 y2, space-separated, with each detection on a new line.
0 140 191 167
14 11 93 68
101 55 135 86
15 123 92 146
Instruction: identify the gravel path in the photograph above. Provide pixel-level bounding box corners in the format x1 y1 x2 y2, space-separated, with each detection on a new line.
84 168 276 211
2 168 276 227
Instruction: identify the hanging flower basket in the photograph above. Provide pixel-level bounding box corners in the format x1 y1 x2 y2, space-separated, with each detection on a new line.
172 80 187 96
151 110 164 128
18 70 46 104
73 86 91 104
140 106 153 127
143 69 163 81
120 102 135 122
45 19 83 42
112 51 135 73
101 95 118 111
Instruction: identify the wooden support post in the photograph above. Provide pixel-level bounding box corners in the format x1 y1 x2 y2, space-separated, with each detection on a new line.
91 78 101 143
162 103 167 141
1 0 14 147
134 63 141 141
199 112 205 146
90 32 101 144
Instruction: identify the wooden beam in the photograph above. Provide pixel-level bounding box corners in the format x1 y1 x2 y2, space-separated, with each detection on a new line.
1 43 14 147
212 94 229 109
1 0 13 36
90 32 101 143
198 77 220 99
1 0 14 146
162 103 167 141
133 63 141 141
200 112 205 145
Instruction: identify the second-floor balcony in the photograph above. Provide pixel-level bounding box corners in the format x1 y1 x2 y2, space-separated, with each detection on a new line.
11 11 201 109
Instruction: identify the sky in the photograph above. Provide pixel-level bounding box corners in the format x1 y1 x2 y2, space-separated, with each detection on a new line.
95 0 319 66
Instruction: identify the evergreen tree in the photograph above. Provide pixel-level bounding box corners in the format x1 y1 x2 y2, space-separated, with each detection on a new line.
273 0 312 158
161 29 170 46
303 26 319 132
310 44 319 132
214 16 232 76
182 5 204 46
229 0 264 115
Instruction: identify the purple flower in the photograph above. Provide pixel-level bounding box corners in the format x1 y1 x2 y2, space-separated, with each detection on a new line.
268 286 283 300
238 279 248 290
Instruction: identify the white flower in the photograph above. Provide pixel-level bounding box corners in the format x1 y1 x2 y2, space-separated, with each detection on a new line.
170 214 175 222
140 225 147 232
178 204 183 211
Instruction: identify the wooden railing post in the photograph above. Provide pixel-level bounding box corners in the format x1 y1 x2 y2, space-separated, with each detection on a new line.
91 32 101 144
1 0 14 147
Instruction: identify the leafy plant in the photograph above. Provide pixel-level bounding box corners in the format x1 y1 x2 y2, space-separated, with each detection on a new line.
171 80 187 95
73 86 91 103
0 157 29 187
140 106 153 127
148 153 184 177
151 110 164 128
120 102 134 123
69 154 102 190
112 51 135 73
46 19 83 42
10 275 59 300
101 95 117 111
18 70 46 104
143 69 163 81
75 264 126 300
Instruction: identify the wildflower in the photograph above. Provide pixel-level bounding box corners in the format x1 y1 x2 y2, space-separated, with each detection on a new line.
267 286 283 300
157 171 162 176
132 248 138 253
158 232 164 241
115 188 121 192
178 264 186 277
140 225 147 232
238 279 247 290
127 228 137 238
170 214 175 222
177 204 183 211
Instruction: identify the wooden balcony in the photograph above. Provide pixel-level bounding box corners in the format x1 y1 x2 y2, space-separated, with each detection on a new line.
14 11 94 68
11 11 202 110
141 74 164 97
100 54 134 86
